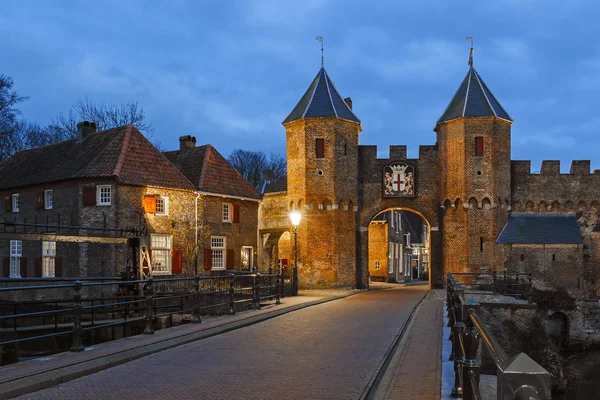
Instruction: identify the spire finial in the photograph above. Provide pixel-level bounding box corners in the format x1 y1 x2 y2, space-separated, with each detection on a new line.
316 36 324 67
466 36 474 67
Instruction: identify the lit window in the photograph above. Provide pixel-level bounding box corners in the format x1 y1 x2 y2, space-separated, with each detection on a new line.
374 261 381 270
156 197 169 216
12 194 19 212
10 240 22 278
222 203 232 223
151 234 172 275
45 190 53 210
211 236 226 270
97 185 111 206
42 241 56 277
241 246 253 271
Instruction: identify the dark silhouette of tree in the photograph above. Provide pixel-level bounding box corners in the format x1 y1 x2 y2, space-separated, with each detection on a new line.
228 149 286 189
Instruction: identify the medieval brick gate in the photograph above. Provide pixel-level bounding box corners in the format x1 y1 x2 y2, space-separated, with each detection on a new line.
357 145 442 289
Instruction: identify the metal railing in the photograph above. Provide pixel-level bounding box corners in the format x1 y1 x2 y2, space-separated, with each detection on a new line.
0 272 284 362
447 272 551 400
449 271 533 301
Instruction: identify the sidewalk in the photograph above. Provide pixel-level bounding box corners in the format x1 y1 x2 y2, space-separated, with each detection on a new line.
0 289 361 399
373 292 443 400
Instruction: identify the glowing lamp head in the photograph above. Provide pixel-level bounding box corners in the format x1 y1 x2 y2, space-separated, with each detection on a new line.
290 211 302 227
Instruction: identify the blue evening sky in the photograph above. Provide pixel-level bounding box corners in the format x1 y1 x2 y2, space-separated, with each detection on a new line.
1 0 599 171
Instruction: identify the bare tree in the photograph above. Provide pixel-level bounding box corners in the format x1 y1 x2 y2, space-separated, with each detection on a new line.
228 149 286 189
0 75 29 161
173 203 211 275
48 98 155 140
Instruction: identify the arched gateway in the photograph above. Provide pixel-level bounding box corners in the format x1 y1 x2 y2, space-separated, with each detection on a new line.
258 56 513 289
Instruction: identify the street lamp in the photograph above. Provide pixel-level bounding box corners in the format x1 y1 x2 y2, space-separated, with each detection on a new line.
290 211 301 295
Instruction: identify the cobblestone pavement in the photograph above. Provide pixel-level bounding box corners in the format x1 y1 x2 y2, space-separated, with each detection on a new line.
21 286 427 400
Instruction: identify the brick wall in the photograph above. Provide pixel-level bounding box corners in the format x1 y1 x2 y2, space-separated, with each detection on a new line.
368 223 388 281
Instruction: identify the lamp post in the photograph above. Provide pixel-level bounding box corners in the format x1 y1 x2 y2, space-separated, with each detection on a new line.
290 211 301 295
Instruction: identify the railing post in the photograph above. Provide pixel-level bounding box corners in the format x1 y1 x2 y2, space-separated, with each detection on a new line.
462 300 481 400
451 284 465 397
143 276 154 334
193 275 201 323
275 273 281 305
493 270 497 293
280 269 285 299
70 280 85 352
228 274 236 315
254 273 261 310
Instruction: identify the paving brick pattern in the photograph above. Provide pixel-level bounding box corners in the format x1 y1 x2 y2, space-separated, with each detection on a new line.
21 286 426 400
386 299 442 400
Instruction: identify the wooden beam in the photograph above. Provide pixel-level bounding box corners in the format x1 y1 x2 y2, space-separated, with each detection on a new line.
0 232 128 244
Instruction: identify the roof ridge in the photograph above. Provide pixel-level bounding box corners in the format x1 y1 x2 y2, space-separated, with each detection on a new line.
72 128 124 177
197 144 212 189
301 71 320 119
323 70 338 118
112 125 133 179
462 68 472 117
472 69 496 117
325 70 360 123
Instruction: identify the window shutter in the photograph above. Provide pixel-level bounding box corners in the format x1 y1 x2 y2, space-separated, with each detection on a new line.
226 249 235 270
475 137 484 157
316 138 325 158
232 204 240 223
82 186 96 206
2 257 9 277
5 196 11 212
20 257 27 278
55 257 63 277
171 250 183 274
34 257 42 277
204 249 212 270
144 196 157 214
36 192 44 209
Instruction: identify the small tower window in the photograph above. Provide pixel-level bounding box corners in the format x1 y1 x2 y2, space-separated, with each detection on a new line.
316 138 325 159
480 237 484 253
552 254 556 262
520 254 525 261
344 142 347 156
475 137 484 157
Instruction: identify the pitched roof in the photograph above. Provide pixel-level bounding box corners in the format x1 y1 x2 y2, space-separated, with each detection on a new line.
496 214 583 245
264 175 287 194
0 125 196 191
163 145 262 200
437 67 512 125
283 67 360 125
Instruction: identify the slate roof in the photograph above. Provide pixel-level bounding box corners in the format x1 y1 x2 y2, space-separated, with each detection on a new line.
264 176 287 194
496 214 583 245
283 67 360 125
0 125 196 191
163 145 262 200
437 67 512 124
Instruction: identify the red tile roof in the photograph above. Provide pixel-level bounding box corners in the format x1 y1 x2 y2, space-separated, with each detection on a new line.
163 145 261 200
0 125 196 191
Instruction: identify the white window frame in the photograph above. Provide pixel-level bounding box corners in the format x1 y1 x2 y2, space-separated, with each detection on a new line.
12 194 19 212
42 241 56 278
155 196 169 216
96 185 112 206
388 241 394 273
44 189 53 210
211 236 226 270
150 234 172 275
374 261 381 270
390 212 394 228
10 240 22 278
241 246 253 271
222 203 232 223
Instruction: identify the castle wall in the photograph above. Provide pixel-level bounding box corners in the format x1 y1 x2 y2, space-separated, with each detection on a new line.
368 223 388 281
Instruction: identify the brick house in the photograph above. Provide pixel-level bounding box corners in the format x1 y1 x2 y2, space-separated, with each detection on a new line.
0 123 199 280
0 123 262 281
163 136 261 272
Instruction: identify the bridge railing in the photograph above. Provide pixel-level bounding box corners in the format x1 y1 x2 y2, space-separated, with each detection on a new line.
446 272 551 400
0 273 283 362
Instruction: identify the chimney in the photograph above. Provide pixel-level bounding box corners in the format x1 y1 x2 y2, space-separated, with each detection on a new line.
179 135 197 152
344 97 353 110
77 121 97 140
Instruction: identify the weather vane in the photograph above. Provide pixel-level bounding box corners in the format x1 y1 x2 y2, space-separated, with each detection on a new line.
466 36 474 67
316 36 324 67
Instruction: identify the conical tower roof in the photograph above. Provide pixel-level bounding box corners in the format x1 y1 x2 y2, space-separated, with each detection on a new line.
437 67 512 125
283 67 360 125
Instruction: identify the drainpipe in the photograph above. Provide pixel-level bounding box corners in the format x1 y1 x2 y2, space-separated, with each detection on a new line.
195 192 200 275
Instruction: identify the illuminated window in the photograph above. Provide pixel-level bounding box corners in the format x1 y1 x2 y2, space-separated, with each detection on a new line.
222 203 232 223
151 234 172 275
374 261 381 270
156 197 169 216
42 241 56 277
211 236 226 270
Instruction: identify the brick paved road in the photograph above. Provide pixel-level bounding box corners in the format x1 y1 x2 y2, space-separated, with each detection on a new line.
21 286 427 400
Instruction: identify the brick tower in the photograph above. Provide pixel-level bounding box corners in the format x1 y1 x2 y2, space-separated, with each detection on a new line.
282 67 362 287
435 52 513 274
